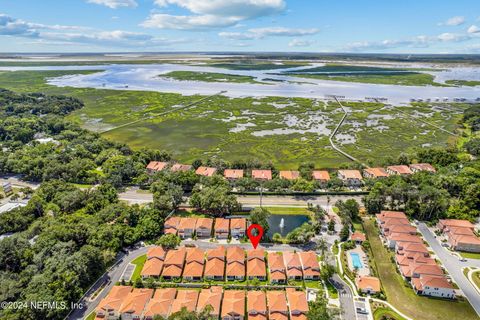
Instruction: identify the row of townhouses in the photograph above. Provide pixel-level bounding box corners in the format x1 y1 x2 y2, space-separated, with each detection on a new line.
164 216 247 239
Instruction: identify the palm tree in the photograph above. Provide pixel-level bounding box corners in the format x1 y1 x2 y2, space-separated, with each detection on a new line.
316 238 328 257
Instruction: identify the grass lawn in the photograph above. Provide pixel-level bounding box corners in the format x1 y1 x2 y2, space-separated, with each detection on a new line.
326 281 339 299
363 218 478 320
263 207 313 216
159 71 265 84
84 312 96 320
130 254 147 282
372 307 407 320
446 80 480 87
460 252 480 259
472 270 480 290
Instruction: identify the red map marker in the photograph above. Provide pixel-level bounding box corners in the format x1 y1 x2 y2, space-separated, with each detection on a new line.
246 224 264 249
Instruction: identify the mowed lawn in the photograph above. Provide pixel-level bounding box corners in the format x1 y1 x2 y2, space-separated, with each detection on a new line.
363 218 479 320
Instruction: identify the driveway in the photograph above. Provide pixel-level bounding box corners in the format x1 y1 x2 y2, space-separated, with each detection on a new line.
418 222 480 317
331 274 356 320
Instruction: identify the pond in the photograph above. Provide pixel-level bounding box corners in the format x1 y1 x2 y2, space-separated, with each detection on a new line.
266 214 310 237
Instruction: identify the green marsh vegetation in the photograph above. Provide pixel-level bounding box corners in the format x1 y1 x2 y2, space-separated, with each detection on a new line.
158 70 265 84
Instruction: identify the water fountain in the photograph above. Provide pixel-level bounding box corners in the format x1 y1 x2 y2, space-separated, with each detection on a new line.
279 218 285 229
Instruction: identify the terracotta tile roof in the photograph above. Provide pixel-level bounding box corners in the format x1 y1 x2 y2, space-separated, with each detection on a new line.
207 246 226 260
147 247 167 260
224 169 244 179
252 169 272 180
248 291 267 319
196 217 213 230
279 170 300 180
227 246 245 262
226 261 245 277
230 218 247 231
377 211 407 219
196 287 222 315
411 264 444 277
248 258 267 278
215 218 230 232
363 167 389 178
164 227 177 235
170 163 192 172
382 218 411 228
299 251 320 271
183 248 205 278
351 231 366 242
165 216 181 229
186 248 205 263
170 290 199 314
412 275 453 291
283 252 303 278
439 219 475 230
177 217 197 230
267 291 288 317
447 226 475 236
338 169 363 180
204 257 225 278
388 233 423 244
162 249 186 278
146 161 168 172
143 288 176 318
195 166 217 177
268 252 286 271
286 288 309 318
141 258 163 277
96 286 132 314
385 224 417 235
409 163 436 173
356 276 381 292
450 234 480 246
221 290 245 318
311 170 330 181
387 165 413 175
119 288 153 315
397 242 429 255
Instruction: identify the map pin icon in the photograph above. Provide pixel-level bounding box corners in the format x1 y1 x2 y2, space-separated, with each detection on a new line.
247 224 264 249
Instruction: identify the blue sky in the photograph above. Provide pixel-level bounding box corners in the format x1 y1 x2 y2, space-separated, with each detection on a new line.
1 0 479 53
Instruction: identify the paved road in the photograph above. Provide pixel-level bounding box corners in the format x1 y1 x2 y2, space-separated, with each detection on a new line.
418 222 480 317
331 274 356 320
0 175 40 190
119 187 364 206
68 245 150 320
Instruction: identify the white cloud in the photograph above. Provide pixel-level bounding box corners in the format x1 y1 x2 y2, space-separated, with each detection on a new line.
219 27 319 40
144 0 286 30
437 32 469 42
468 25 480 34
86 0 137 9
440 16 465 26
0 13 184 48
288 39 314 47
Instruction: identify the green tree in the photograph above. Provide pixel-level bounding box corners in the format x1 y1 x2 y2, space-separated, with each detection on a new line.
156 234 181 249
250 207 271 239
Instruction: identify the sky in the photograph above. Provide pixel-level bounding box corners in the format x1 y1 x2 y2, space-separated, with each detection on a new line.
1 0 480 53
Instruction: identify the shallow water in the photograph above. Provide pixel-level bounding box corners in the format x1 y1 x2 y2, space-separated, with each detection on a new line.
1 63 480 103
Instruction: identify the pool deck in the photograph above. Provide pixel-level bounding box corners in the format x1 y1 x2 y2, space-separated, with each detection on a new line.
347 246 370 276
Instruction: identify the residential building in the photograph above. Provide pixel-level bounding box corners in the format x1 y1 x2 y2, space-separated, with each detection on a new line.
161 248 186 280
387 233 423 249
141 247 166 279
286 288 309 320
283 252 303 280
409 163 436 173
312 170 330 186
437 219 475 231
170 290 199 314
268 252 286 284
448 233 480 252
337 170 363 187
146 161 168 174
386 165 413 176
196 286 223 318
143 288 176 320
177 217 197 239
437 219 480 252
350 231 366 244
196 217 213 238
356 276 381 294
248 291 267 320
224 169 244 180
247 249 267 280
171 163 192 172
215 218 230 239
221 290 245 320
183 248 205 281
195 166 217 177
95 286 132 319
226 246 245 281
164 216 181 235
119 288 153 320
412 275 455 298
252 169 272 180
363 167 389 179
204 246 225 280
230 218 247 238
267 290 289 320
279 170 300 180
299 251 320 280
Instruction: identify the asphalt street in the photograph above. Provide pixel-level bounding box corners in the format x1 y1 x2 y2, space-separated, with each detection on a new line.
418 222 480 318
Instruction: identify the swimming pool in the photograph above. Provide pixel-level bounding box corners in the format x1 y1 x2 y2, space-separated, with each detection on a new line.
350 252 363 269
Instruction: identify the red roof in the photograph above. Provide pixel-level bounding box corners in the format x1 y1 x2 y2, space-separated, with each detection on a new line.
312 170 330 181
224 169 244 179
279 170 300 180
351 231 366 242
387 165 412 175
146 161 168 172
338 170 363 180
252 169 272 180
363 167 389 178
195 166 217 177
409 163 436 173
